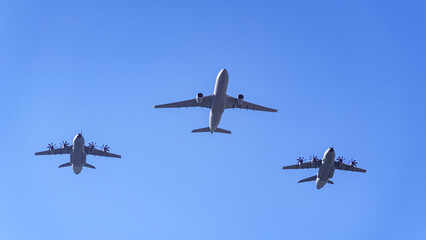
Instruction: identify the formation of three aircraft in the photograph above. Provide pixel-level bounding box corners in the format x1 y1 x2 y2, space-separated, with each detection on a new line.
35 69 366 189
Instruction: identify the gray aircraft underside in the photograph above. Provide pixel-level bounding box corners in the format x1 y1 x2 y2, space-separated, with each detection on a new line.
282 147 366 189
35 134 121 174
153 69 278 134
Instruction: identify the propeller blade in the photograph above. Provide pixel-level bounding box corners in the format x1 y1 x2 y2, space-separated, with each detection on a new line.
101 145 110 152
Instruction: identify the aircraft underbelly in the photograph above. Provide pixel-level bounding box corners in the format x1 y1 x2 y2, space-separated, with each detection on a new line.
209 111 223 130
71 151 86 165
210 85 227 130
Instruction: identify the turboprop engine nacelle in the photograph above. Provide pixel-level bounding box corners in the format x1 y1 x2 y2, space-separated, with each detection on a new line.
237 94 244 105
196 93 204 103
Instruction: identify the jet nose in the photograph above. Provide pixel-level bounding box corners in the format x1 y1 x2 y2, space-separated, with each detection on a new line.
220 68 228 77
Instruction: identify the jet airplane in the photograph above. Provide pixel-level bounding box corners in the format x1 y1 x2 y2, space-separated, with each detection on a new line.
153 69 278 134
35 133 121 174
282 147 366 189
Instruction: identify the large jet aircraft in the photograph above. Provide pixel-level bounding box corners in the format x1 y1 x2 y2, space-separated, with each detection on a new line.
35 133 121 174
282 147 366 189
153 69 278 134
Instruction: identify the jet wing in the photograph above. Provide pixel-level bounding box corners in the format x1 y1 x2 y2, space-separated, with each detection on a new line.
333 162 367 173
85 147 121 158
282 161 322 170
35 146 73 156
225 96 278 112
153 95 214 109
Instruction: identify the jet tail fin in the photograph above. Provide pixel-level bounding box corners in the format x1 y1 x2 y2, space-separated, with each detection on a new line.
191 127 231 134
83 163 96 169
191 127 210 133
215 128 231 134
58 162 72 168
298 175 317 183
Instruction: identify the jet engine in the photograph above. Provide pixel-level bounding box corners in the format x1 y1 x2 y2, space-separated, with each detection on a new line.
237 94 244 105
196 93 203 104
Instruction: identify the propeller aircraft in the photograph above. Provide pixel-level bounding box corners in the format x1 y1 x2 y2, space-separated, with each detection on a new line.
282 147 366 189
35 133 121 174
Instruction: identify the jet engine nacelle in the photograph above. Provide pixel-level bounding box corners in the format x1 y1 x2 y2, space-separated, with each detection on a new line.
237 94 244 105
196 93 203 104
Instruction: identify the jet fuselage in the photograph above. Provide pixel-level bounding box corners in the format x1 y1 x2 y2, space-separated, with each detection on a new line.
209 69 229 133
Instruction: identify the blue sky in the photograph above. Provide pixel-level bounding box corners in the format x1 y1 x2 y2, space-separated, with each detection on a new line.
0 1 425 239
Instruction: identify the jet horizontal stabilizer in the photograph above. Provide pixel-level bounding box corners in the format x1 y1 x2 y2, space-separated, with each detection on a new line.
83 163 96 169
192 127 231 134
298 175 317 183
58 162 72 168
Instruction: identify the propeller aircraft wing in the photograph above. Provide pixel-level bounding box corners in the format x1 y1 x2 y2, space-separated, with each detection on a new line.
282 161 322 169
85 146 121 158
333 162 366 173
35 146 73 156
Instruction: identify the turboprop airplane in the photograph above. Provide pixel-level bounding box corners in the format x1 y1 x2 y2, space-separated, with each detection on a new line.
153 69 278 134
282 147 366 189
35 133 121 174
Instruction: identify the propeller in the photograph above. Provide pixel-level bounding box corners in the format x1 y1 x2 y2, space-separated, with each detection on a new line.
101 144 110 152
88 142 97 149
310 155 319 162
47 143 56 150
297 157 305 164
336 156 345 163
61 141 69 148
350 159 358 167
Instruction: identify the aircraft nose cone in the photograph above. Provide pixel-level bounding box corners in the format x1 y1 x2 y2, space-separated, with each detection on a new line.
220 68 228 77
77 134 82 138
329 147 334 152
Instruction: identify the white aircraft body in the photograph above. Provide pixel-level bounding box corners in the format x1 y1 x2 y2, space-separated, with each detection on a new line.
154 69 278 134
282 147 366 189
35 133 121 174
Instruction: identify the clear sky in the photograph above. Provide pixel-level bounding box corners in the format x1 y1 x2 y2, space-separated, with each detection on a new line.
0 1 425 239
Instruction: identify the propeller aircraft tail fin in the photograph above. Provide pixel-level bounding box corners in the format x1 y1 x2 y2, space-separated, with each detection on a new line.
192 127 231 134
298 175 317 183
58 162 72 168
327 180 334 184
83 163 96 169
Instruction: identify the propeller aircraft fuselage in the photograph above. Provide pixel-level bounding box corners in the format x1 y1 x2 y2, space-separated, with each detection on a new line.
316 148 336 189
70 134 87 174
